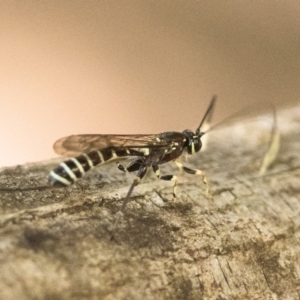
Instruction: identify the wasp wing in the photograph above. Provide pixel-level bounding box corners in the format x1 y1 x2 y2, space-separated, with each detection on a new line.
53 134 170 157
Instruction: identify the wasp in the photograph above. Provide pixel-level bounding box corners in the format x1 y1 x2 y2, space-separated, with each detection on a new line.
49 97 216 217
1 96 279 236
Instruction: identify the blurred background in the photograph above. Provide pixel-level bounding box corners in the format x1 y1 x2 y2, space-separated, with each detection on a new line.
0 1 299 167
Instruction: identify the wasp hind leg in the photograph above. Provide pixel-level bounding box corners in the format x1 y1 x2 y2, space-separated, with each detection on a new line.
174 161 211 198
117 158 144 174
117 163 126 172
111 164 147 240
152 165 178 199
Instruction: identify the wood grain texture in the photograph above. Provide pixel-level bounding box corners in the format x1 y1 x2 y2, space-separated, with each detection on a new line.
0 105 299 300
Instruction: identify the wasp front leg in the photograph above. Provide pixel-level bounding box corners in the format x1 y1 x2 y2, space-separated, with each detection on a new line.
174 161 210 197
152 165 178 198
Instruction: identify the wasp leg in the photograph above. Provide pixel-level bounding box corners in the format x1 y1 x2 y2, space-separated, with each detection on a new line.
117 162 126 172
174 161 210 197
116 158 144 174
111 165 147 240
152 165 178 198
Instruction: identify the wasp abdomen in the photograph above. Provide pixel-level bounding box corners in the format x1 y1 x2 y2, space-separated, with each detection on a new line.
48 148 133 186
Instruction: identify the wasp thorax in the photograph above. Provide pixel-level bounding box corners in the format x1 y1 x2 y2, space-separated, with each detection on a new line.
182 129 203 155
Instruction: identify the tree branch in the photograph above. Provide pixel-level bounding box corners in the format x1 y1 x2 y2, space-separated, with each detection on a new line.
0 104 300 299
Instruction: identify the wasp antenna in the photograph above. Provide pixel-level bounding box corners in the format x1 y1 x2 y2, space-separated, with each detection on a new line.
204 100 276 135
195 95 217 135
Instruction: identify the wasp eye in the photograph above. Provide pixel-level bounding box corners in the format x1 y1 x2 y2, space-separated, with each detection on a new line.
189 136 202 154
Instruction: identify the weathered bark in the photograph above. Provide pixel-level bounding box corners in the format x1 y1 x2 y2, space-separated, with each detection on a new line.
0 105 299 300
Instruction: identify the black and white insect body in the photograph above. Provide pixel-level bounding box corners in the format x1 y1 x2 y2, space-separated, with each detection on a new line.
48 96 216 218
48 148 142 187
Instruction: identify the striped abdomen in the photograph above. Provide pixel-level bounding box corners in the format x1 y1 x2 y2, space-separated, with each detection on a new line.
48 148 138 187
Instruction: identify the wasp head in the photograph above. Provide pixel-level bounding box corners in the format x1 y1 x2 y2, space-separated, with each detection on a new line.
182 95 216 155
182 129 204 155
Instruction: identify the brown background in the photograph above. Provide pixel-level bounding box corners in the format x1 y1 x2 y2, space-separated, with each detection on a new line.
0 1 299 167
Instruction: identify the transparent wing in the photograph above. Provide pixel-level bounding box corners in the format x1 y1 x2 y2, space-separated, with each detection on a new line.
53 134 169 157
